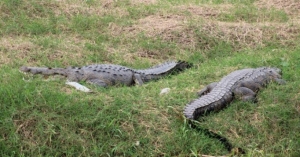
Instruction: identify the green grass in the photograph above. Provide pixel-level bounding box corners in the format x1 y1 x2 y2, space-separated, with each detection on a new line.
218 6 289 23
1 0 300 156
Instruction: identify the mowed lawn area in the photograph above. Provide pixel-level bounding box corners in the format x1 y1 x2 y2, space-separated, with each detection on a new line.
0 0 299 156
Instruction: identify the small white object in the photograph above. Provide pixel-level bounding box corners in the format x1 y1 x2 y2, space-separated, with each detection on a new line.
135 141 140 146
160 88 170 95
22 77 31 82
66 81 92 93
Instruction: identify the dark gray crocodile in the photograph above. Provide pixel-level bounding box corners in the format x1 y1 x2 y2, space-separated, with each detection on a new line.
20 60 191 88
184 67 285 120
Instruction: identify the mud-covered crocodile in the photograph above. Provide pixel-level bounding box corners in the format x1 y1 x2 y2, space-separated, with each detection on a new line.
20 60 191 88
184 67 285 120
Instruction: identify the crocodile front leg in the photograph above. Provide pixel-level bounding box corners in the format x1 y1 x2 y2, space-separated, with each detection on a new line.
233 87 257 102
197 82 218 96
274 78 286 85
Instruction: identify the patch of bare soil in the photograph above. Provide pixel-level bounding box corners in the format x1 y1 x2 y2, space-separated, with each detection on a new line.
49 0 129 17
176 4 233 19
126 15 186 37
111 3 299 52
0 54 10 66
255 0 300 17
111 15 193 59
0 37 38 66
0 35 94 66
130 0 157 5
0 37 36 53
200 21 300 48
125 14 299 49
121 4 233 37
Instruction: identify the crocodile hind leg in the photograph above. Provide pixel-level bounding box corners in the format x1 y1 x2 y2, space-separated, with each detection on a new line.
86 79 108 88
133 74 144 86
237 80 265 93
233 87 257 102
197 82 218 96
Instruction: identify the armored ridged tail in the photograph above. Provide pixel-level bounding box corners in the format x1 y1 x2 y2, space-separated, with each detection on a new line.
133 60 192 75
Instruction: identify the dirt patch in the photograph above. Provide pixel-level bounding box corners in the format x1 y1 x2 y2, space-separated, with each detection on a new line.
0 37 36 53
0 35 94 66
113 14 194 58
130 0 157 5
119 12 300 50
148 19 300 49
184 5 220 18
128 5 232 37
0 37 38 66
200 21 300 48
126 15 186 37
50 0 129 17
176 4 233 19
0 54 10 66
255 0 300 17
116 1 300 50
202 21 264 47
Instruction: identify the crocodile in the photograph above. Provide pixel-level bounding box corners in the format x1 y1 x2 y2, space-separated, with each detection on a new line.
20 60 191 88
184 67 285 120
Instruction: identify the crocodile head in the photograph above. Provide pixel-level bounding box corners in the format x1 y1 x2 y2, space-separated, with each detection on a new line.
264 67 283 79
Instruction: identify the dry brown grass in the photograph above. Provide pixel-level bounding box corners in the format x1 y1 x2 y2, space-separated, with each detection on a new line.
3 0 297 67
0 35 96 67
255 0 300 17
120 4 233 37
49 0 129 17
14 115 39 148
108 14 190 61
177 4 233 19
123 15 186 37
200 21 300 48
130 0 157 5
2 1 299 68
130 16 299 50
108 2 299 50
0 37 38 66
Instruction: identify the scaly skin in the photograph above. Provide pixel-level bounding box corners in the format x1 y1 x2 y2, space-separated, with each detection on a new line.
184 67 285 120
133 60 191 82
20 60 191 87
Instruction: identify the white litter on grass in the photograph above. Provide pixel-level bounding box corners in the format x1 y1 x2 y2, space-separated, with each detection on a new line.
22 77 31 82
20 70 31 82
66 81 92 93
135 141 140 146
160 88 170 95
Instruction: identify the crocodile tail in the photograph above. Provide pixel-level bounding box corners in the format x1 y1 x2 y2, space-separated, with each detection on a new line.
174 60 193 72
20 66 68 76
134 60 192 75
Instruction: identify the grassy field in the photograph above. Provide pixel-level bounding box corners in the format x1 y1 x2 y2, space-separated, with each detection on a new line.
1 0 300 156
